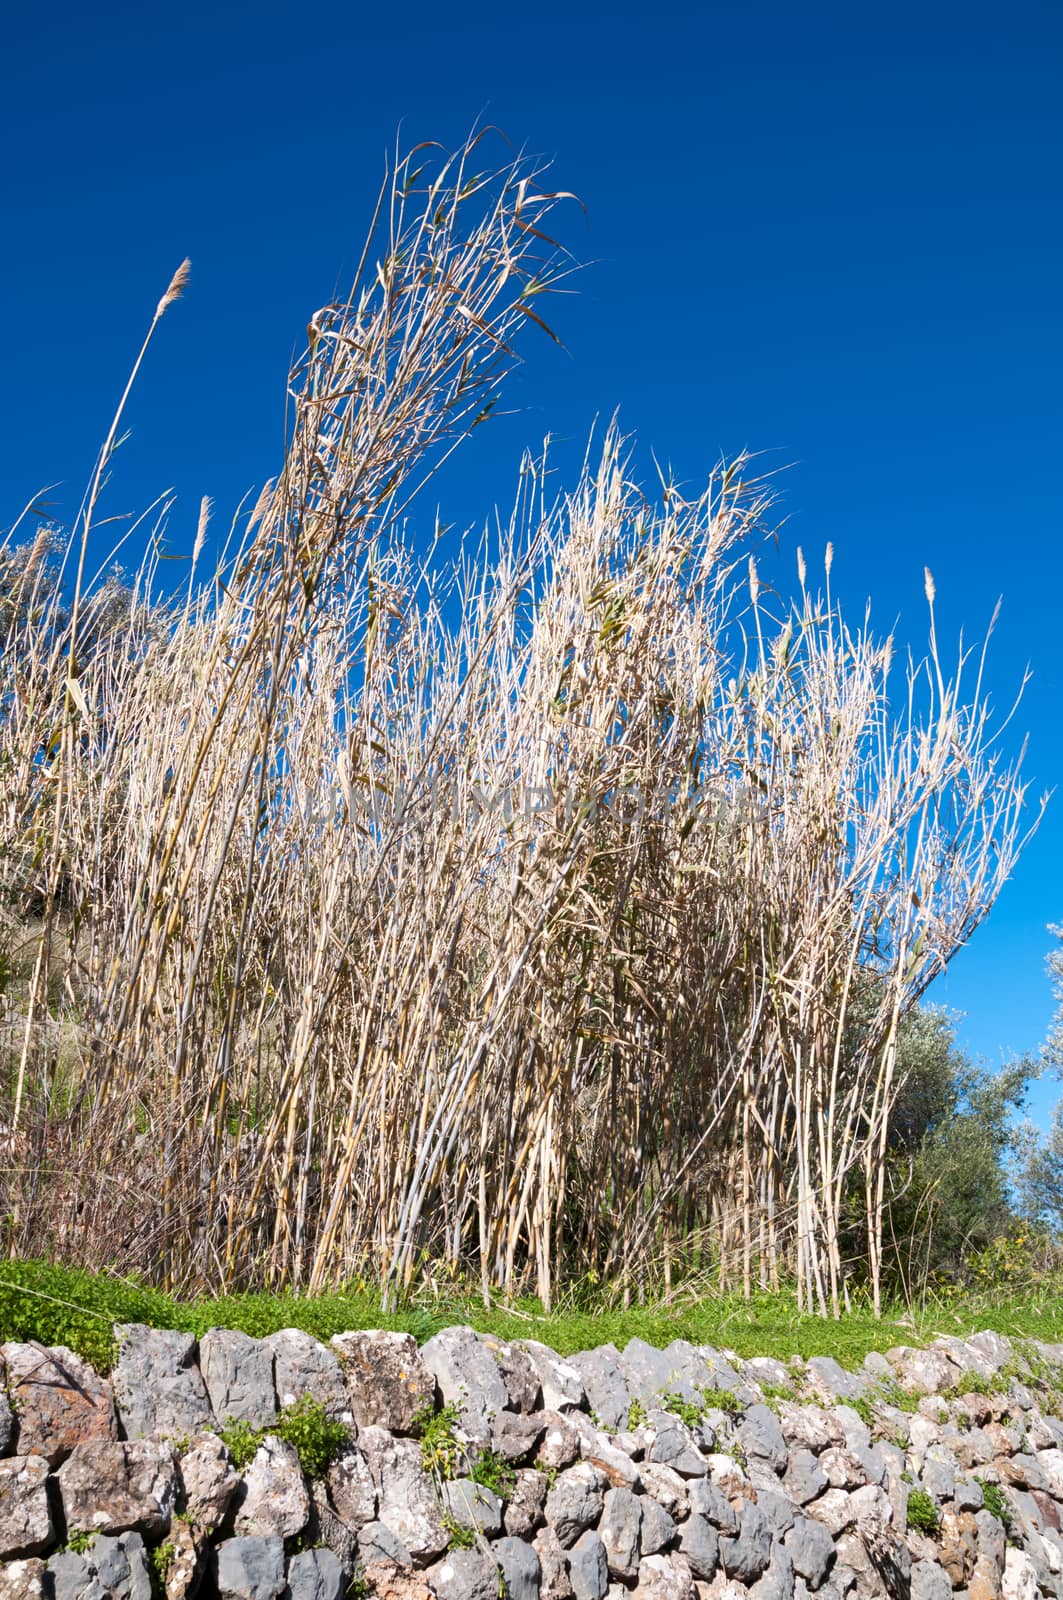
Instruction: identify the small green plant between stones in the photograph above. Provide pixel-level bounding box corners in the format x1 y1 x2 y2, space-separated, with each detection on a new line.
218 1394 350 1479
906 1488 940 1535
660 1391 703 1428
148 1540 176 1599
65 1531 95 1555
627 1396 647 1428
442 1513 478 1550
976 1476 1014 1532
414 1400 463 1479
469 1449 516 1500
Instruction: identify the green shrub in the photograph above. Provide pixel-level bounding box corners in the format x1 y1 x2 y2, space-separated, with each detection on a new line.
976 1476 1013 1532
275 1395 351 1480
660 1391 704 1427
414 1401 462 1479
907 1489 940 1535
699 1386 743 1418
218 1395 349 1479
469 1450 516 1500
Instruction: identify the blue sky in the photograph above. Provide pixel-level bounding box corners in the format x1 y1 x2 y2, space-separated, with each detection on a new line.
2 0 1061 1112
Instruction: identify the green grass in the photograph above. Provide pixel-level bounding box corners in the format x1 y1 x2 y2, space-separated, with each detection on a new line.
4 1257 1063 1377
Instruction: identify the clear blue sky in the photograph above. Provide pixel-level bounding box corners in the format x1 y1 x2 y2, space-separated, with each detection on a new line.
3 0 1061 1111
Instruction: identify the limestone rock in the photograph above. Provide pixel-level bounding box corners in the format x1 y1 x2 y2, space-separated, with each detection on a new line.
112 1326 211 1441
505 1468 549 1539
284 1547 346 1600
516 1344 586 1413
537 1411 581 1471
492 1410 546 1464
48 1531 152 1600
632 1553 693 1600
545 1463 607 1548
480 1337 542 1414
534 1526 575 1600
213 1534 287 1600
719 1500 771 1585
442 1477 504 1536
567 1348 632 1432
0 1457 53 1559
783 1516 836 1589
331 1332 433 1435
57 1438 177 1539
362 1561 437 1600
599 1486 642 1579
200 1329 278 1430
359 1427 447 1562
419 1328 509 1445
677 1515 719 1580
178 1431 241 1529
0 1344 116 1466
264 1330 351 1424
234 1436 310 1539
428 1550 501 1600
494 1536 542 1600
325 1445 377 1527
568 1532 608 1600
0 1560 46 1600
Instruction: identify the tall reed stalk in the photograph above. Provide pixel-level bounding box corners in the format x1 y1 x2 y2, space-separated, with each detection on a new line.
0 135 1036 1311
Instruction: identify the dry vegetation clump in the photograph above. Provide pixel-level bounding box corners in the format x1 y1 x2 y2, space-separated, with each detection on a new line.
0 135 1036 1315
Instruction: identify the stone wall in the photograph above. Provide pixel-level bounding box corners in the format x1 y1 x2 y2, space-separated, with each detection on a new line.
3 1320 1063 1600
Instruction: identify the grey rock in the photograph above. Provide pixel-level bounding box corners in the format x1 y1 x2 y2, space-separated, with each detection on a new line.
234 1437 309 1539
0 1457 53 1559
646 1415 706 1479
580 1429 641 1489
920 1453 955 1503
494 1536 542 1600
419 1328 509 1445
283 1548 345 1600
805 1488 854 1537
264 1330 351 1424
909 1559 951 1600
492 1411 546 1463
739 1405 788 1475
357 1521 412 1568
887 1346 960 1398
677 1514 719 1580
820 1448 869 1491
784 1517 835 1589
696 1347 745 1395
534 1527 575 1600
756 1487 796 1536
568 1532 608 1600
568 1348 631 1432
428 1550 500 1600
848 1484 890 1531
213 1534 287 1600
804 1358 868 1405
480 1338 542 1413
111 1326 211 1441
516 1344 586 1413
325 1446 377 1527
784 1449 828 1506
0 1392 13 1458
719 1500 772 1584
359 1427 447 1562
49 1532 153 1600
331 1331 433 1435
599 1487 642 1579
443 1478 503 1536
955 1475 985 1512
687 1477 738 1535
622 1341 702 1410
200 1329 278 1430
638 1499 676 1557
638 1463 688 1518
632 1553 692 1600
1 1344 116 1466
848 1443 886 1488
750 1544 796 1600
57 1439 176 1538
545 1463 607 1548
536 1412 581 1471
178 1431 240 1528
0 1561 46 1600
505 1469 549 1539
775 1403 846 1455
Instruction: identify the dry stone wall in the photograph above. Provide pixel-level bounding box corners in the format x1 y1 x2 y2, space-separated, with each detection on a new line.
2 1321 1063 1599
